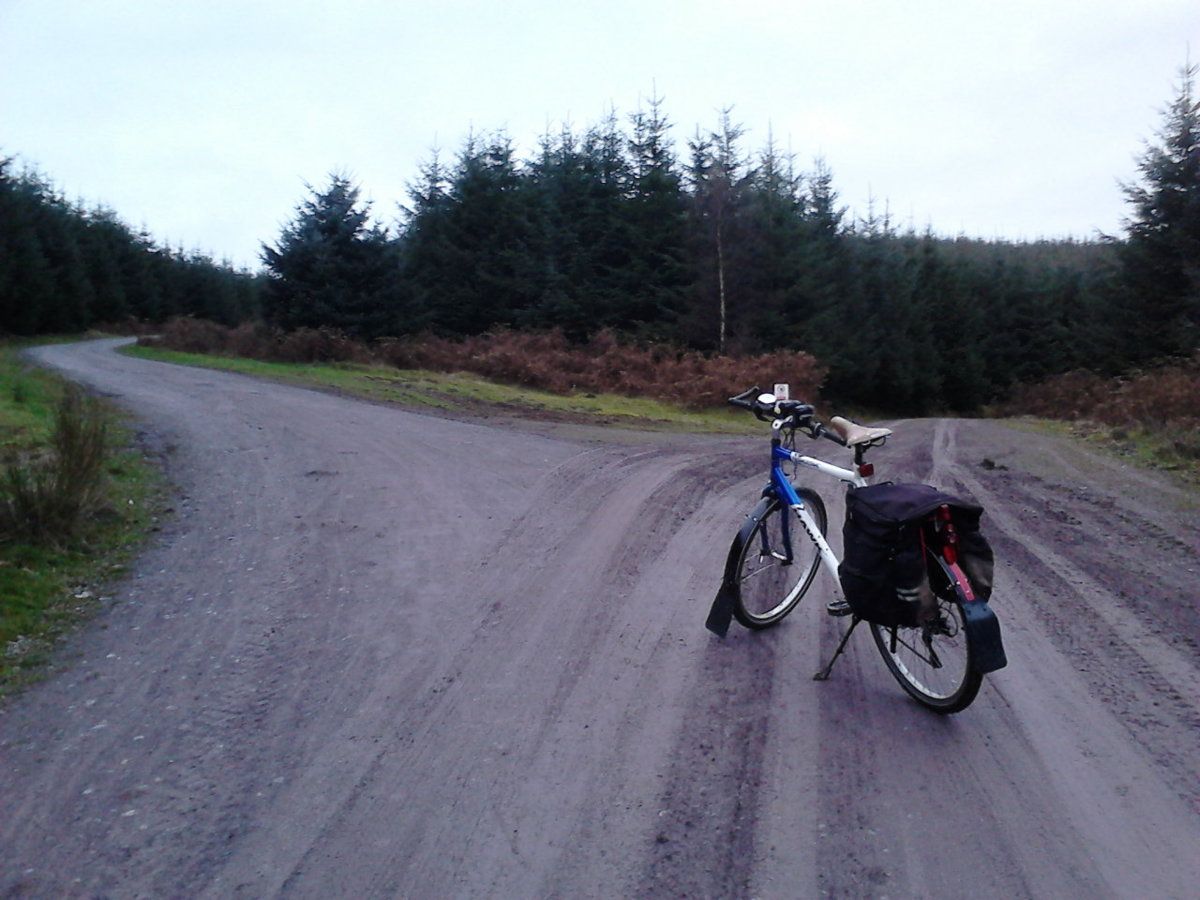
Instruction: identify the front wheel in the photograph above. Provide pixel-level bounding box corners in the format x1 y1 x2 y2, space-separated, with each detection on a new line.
732 490 827 629
869 594 983 713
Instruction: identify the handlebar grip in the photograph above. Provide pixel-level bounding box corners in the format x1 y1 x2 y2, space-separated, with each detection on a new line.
727 386 760 410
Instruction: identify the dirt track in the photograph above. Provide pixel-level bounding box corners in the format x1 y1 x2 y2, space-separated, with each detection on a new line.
2 338 1198 898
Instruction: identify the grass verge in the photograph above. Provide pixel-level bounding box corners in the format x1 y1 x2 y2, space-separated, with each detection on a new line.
125 343 1200 485
1001 416 1200 486
123 343 763 435
0 342 165 697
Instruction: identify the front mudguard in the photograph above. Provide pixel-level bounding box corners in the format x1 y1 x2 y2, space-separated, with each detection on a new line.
705 495 774 637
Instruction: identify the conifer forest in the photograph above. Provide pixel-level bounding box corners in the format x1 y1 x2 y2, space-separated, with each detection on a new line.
3 65 1197 414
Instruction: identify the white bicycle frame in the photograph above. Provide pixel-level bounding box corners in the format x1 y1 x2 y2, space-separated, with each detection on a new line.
770 417 871 589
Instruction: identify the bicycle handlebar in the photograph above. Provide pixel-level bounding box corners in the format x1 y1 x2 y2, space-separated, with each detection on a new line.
727 386 760 412
727 385 816 426
727 385 849 446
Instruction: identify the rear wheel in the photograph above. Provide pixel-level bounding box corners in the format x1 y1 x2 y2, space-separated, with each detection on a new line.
869 570 983 713
732 490 826 629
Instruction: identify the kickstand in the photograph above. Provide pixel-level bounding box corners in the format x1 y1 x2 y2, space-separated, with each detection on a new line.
813 616 861 681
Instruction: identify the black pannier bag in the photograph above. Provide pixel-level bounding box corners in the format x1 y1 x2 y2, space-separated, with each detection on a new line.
839 482 993 627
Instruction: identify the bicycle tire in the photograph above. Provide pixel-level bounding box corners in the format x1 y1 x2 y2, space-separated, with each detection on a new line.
732 489 827 629
869 558 983 713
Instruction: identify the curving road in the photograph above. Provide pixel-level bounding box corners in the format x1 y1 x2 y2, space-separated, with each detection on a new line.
2 339 1198 897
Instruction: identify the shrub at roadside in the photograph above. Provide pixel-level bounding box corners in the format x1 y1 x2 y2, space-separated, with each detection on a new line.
999 355 1200 471
1 387 109 544
1 347 162 694
145 318 827 408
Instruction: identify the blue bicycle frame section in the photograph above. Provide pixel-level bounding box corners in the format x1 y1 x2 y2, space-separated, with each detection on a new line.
767 443 804 564
706 427 859 638
771 444 804 506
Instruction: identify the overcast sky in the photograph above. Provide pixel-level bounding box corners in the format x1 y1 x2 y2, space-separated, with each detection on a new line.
2 1 1197 269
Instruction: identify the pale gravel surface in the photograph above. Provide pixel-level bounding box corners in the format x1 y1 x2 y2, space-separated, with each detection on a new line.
2 338 1197 898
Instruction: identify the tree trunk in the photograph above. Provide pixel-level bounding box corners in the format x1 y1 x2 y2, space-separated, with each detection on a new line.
716 226 727 354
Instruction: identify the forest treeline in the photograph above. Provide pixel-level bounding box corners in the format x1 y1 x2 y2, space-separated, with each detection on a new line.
3 66 1197 414
260 104 1127 414
0 158 259 332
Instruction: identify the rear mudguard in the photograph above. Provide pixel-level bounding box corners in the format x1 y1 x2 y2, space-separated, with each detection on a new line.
930 554 1007 674
705 495 774 637
961 600 1007 674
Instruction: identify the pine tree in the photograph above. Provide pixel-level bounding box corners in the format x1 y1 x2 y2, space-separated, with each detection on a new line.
740 133 807 349
624 93 690 335
398 149 454 334
686 110 751 352
419 133 543 334
261 173 397 338
1118 60 1200 361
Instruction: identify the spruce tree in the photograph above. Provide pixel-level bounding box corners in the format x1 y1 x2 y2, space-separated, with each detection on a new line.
685 110 751 351
261 173 397 338
741 134 807 349
0 163 54 333
398 149 454 334
420 133 544 334
625 94 690 336
783 158 849 355
1118 60 1200 361
523 120 629 336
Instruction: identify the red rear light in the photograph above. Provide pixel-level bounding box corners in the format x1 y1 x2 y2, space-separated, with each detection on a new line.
858 463 874 477
943 543 958 564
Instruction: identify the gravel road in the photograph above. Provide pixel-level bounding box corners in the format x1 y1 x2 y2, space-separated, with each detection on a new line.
2 338 1198 898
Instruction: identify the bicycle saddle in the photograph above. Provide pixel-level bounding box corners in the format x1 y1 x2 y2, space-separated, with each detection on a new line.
829 416 892 447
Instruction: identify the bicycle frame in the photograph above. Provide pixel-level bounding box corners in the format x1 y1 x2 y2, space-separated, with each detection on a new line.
708 393 1006 710
768 428 863 581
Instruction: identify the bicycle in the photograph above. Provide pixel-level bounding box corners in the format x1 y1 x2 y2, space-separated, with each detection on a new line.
705 387 1006 714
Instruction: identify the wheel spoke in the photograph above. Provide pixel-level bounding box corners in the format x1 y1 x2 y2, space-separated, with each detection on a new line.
870 597 981 712
732 494 827 628
739 558 776 583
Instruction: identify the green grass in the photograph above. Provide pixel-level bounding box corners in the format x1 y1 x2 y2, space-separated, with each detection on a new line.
0 342 165 696
1002 416 1200 485
123 343 763 434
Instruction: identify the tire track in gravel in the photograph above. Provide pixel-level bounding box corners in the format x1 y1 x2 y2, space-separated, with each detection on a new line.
928 420 1200 808
715 417 1198 899
1 339 583 897
633 618 781 898
803 424 1099 900
4 343 1199 898
226 443 771 898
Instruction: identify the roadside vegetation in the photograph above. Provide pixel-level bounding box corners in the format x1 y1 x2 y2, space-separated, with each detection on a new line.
996 356 1200 480
125 339 772 435
134 317 824 413
5 61 1194 422
133 321 1200 485
0 343 162 695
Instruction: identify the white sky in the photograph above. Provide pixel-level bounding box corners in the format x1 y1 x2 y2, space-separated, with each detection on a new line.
2 0 1197 270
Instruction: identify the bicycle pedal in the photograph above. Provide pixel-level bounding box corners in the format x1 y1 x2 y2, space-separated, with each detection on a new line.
825 599 853 617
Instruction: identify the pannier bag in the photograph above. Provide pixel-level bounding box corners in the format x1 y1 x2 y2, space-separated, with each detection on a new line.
839 482 993 627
